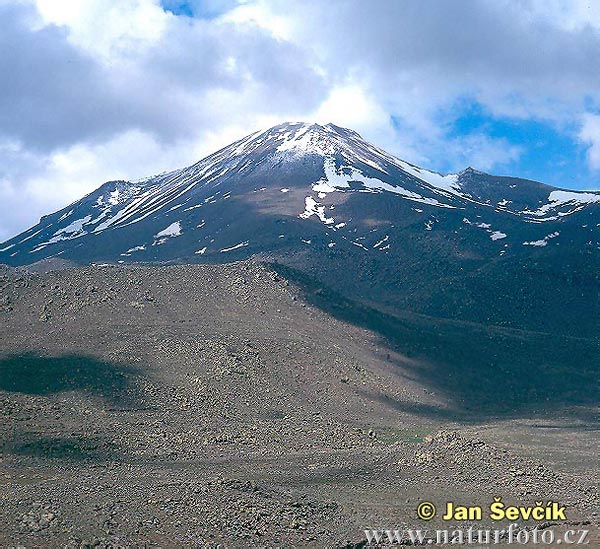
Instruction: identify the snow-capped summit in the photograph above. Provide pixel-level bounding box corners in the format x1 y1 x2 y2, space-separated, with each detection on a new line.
0 119 599 273
2 120 599 335
233 122 367 156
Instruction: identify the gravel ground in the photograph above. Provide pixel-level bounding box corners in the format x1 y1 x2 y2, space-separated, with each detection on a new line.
0 262 597 547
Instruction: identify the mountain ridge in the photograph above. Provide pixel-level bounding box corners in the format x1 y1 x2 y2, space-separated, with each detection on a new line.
1 125 598 547
3 121 600 259
1 121 599 338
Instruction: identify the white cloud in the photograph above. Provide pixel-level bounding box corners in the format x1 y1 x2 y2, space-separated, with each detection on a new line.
221 1 291 39
523 0 600 31
312 85 384 128
449 134 523 172
2 0 600 241
0 130 194 241
579 114 600 171
33 0 168 60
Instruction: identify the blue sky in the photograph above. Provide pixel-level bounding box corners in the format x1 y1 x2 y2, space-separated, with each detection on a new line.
426 101 593 189
157 1 600 191
2 0 600 240
161 1 195 17
163 0 600 190
160 0 238 19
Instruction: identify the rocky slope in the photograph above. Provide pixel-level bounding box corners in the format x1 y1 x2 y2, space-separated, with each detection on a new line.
0 263 598 547
1 122 599 336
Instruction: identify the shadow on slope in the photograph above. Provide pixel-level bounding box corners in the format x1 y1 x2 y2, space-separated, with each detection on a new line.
3 434 121 462
0 352 141 406
270 263 599 421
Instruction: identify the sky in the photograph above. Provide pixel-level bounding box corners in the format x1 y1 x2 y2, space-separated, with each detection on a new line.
2 0 600 241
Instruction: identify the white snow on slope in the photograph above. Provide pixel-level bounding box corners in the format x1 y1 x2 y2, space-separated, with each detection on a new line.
396 160 461 195
155 222 182 238
270 123 390 173
299 196 335 225
523 190 600 220
13 122 600 260
220 241 249 252
153 222 182 245
523 231 559 247
121 245 146 256
309 158 453 209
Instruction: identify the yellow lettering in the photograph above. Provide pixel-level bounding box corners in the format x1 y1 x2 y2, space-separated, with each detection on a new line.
489 499 505 521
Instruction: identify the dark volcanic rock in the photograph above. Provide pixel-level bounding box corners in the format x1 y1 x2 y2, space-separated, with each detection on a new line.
1 122 599 337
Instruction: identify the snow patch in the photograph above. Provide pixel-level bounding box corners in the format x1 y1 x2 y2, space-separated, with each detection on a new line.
34 215 93 248
397 161 461 195
464 217 507 242
153 222 182 245
183 204 203 212
523 239 547 247
310 158 453 209
522 190 600 220
352 241 369 251
56 215 91 236
523 231 559 247
299 196 335 225
121 245 146 256
59 209 74 221
109 189 122 205
19 229 43 244
155 222 182 239
374 235 389 248
220 241 249 253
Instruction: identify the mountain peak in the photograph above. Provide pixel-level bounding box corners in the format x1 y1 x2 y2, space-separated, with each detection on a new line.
459 166 486 176
2 120 600 267
259 121 362 149
218 121 379 165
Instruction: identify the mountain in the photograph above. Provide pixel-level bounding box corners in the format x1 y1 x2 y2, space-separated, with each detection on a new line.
2 122 600 336
3 123 599 546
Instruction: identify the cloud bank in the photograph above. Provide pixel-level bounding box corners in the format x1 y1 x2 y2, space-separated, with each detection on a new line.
2 0 600 240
